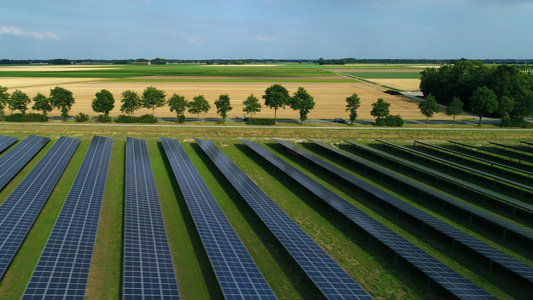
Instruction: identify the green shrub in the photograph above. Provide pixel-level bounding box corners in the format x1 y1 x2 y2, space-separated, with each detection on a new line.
375 115 404 127
74 112 90 122
177 115 186 123
5 113 48 122
247 118 275 125
500 117 532 128
97 114 112 123
137 114 158 123
114 115 136 123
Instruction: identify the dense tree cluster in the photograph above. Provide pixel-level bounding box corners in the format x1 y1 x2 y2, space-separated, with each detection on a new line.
420 61 533 126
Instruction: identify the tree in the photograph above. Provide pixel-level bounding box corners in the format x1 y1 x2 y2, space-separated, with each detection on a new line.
498 96 515 119
8 89 31 115
214 94 233 122
120 90 141 116
469 86 498 125
345 93 361 124
242 94 261 118
168 94 188 122
49 86 75 120
188 95 210 122
370 98 390 121
263 84 290 123
32 92 53 116
141 86 166 117
418 94 440 127
92 89 115 117
150 58 167 65
445 97 463 127
0 85 10 120
289 87 315 124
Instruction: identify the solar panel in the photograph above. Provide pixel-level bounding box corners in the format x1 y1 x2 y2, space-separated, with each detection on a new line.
415 140 533 179
309 139 533 243
377 140 533 198
241 139 495 299
21 136 113 299
0 135 50 192
450 140 533 169
0 136 80 281
345 140 533 215
0 135 18 154
123 137 180 299
489 141 533 158
195 138 372 299
275 139 533 285
160 137 276 299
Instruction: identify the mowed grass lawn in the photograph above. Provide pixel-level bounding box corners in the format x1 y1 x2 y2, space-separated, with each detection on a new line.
0 125 531 299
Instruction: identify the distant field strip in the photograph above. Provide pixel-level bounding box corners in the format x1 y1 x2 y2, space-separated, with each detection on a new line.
345 72 422 79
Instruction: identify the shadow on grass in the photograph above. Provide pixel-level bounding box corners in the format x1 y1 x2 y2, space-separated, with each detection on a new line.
157 141 224 300
191 142 324 300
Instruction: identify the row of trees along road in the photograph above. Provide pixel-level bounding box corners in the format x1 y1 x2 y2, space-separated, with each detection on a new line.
0 85 75 120
420 60 533 127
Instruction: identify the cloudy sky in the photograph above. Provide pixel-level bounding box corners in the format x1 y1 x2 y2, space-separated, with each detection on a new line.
1 0 531 60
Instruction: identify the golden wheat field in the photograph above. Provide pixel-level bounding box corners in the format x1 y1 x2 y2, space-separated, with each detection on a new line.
3 76 461 121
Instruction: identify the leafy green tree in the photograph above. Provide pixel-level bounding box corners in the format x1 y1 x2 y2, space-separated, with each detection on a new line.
445 97 463 127
49 86 75 120
168 94 188 122
469 86 498 125
188 95 210 122
242 94 261 118
32 92 53 116
418 94 440 127
498 96 515 119
214 94 233 122
150 58 167 65
120 90 141 116
0 86 10 120
141 86 166 117
345 93 361 124
263 84 290 123
370 98 390 121
289 87 315 124
8 89 31 115
92 89 115 117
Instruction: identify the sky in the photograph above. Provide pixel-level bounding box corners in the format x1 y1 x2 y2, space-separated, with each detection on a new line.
0 0 532 60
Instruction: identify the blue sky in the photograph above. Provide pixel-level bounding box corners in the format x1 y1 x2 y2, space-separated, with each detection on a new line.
1 0 532 60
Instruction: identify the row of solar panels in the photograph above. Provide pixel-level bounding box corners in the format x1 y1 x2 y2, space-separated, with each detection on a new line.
1 135 531 299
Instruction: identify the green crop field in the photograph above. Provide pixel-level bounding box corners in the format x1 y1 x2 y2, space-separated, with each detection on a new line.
0 124 532 299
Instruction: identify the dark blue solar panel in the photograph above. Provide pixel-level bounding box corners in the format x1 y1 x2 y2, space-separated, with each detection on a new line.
21 136 113 299
0 135 49 192
241 139 495 300
0 136 80 281
0 135 18 154
196 138 371 299
276 139 533 285
308 139 533 244
123 137 180 300
160 137 276 299
346 140 533 214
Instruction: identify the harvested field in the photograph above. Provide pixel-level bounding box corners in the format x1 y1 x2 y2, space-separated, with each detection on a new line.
370 79 422 91
10 80 459 120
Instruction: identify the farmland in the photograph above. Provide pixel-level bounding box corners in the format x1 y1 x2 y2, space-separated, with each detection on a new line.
0 63 458 121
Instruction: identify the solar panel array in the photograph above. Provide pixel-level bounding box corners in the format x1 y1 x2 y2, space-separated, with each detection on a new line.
0 136 80 280
450 140 533 168
377 140 533 197
160 137 276 299
123 137 180 299
241 139 494 299
196 138 372 299
275 139 533 284
489 141 533 158
21 136 113 299
345 140 533 214
0 135 50 192
0 135 18 154
308 139 533 243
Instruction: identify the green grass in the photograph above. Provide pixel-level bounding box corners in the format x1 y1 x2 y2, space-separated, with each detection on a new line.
345 72 422 79
0 128 532 299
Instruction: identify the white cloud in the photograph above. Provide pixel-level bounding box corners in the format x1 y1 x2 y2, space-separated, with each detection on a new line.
0 25 60 40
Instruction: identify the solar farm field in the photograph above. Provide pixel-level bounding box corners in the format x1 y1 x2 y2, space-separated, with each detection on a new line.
0 126 532 299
